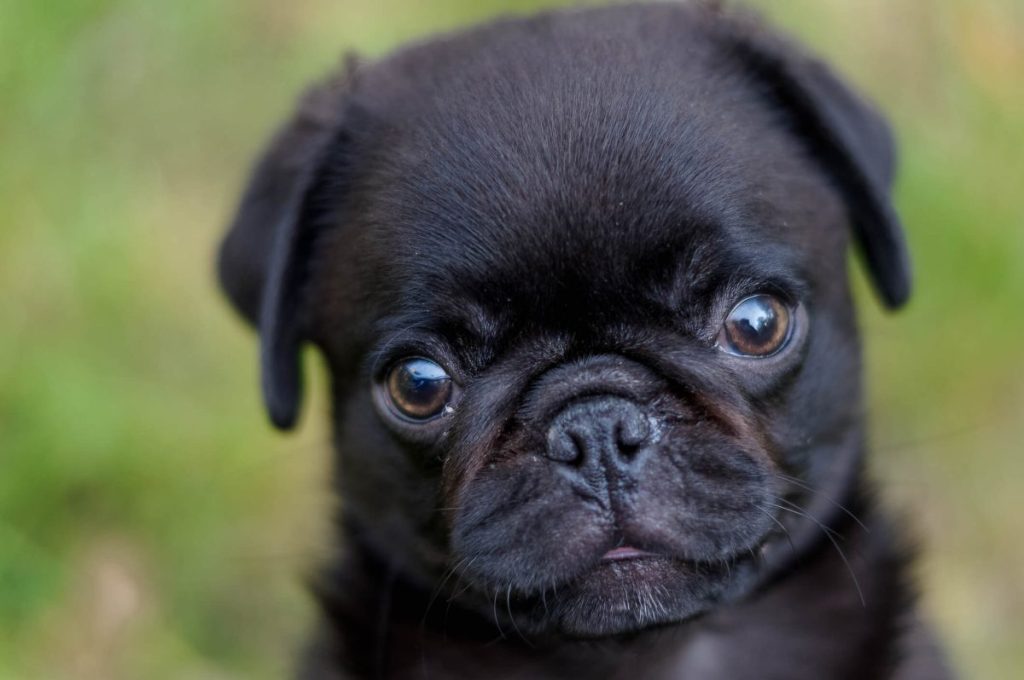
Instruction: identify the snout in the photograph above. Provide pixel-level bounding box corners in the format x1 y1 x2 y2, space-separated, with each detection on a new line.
446 350 774 639
452 352 770 585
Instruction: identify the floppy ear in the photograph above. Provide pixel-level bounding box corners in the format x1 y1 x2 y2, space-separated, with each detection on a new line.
719 15 911 308
218 62 356 430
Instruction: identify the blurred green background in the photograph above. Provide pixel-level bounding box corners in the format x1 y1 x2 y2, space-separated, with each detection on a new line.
1 0 1021 677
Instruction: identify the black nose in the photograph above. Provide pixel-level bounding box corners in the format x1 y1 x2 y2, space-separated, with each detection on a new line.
545 397 651 465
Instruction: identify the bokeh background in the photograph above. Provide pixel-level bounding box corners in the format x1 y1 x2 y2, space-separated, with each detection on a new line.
1 0 1021 677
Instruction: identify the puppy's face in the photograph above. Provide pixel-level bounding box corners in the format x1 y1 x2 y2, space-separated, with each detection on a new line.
220 6 909 639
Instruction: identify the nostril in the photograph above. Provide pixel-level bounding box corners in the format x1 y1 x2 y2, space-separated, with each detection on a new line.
546 427 585 464
567 431 588 466
616 413 650 451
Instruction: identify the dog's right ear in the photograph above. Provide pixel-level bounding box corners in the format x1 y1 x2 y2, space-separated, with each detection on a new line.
218 61 356 430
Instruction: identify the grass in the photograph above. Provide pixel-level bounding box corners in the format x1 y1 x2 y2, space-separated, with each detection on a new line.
1 1 1021 677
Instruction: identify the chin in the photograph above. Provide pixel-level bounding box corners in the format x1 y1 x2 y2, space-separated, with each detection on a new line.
520 554 761 638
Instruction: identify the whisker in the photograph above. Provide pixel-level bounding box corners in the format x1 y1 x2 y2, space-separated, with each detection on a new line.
421 556 470 629
771 502 866 607
773 499 845 542
446 556 479 604
492 587 508 640
506 582 534 647
774 473 869 532
754 505 797 555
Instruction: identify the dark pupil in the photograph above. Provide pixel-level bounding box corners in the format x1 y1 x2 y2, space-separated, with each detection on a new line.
730 297 779 347
389 359 451 418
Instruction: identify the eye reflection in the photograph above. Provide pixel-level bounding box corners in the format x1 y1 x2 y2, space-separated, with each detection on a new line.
718 294 792 357
385 357 453 420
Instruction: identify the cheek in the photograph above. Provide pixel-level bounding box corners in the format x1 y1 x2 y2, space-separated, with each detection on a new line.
448 417 779 593
335 395 450 573
619 430 778 559
449 455 614 591
769 310 862 462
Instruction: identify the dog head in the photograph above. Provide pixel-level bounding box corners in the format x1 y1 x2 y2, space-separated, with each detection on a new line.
218 4 908 638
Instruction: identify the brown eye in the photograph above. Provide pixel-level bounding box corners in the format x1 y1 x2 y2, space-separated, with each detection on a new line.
385 358 453 420
718 294 792 357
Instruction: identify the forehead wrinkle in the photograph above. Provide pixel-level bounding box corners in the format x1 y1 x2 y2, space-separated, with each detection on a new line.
344 8 836 340
366 292 508 371
375 154 757 318
359 60 765 282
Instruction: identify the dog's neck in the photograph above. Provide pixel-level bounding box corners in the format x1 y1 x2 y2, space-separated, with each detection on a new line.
300 482 920 680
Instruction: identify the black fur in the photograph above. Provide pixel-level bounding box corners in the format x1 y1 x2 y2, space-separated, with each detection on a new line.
218 3 951 678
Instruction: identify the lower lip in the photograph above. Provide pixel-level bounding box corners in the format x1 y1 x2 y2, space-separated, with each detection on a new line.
601 546 655 562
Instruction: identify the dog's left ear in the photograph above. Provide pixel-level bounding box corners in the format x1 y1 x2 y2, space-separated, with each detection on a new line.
719 13 911 308
218 62 356 430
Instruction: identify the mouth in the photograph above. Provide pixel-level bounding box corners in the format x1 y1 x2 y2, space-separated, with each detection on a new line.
600 545 656 562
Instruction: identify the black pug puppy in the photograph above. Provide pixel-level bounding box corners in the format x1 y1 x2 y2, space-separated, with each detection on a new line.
218 3 953 678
